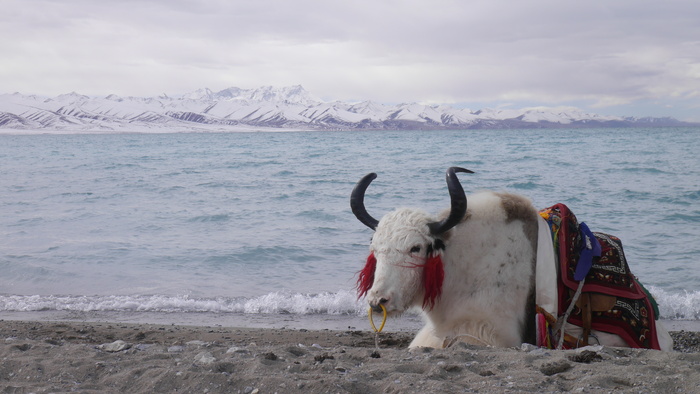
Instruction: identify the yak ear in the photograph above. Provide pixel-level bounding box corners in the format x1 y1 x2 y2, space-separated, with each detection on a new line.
422 249 444 310
356 253 376 299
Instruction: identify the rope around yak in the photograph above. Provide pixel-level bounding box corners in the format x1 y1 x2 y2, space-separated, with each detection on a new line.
368 304 387 351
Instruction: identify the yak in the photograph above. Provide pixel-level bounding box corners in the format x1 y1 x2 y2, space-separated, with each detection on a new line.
351 167 673 350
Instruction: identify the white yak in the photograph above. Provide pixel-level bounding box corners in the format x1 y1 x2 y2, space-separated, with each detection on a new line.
351 167 673 351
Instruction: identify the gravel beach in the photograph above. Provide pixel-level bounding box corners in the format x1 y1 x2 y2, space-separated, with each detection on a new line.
1 320 698 393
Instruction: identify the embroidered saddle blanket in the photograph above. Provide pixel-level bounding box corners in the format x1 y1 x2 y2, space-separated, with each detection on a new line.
539 203 661 350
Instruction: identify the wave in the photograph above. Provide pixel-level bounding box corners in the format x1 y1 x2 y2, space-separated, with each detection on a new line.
0 290 367 316
186 213 231 223
1 288 698 320
650 287 700 320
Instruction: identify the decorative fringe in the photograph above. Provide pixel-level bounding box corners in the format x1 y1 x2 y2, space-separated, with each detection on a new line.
356 247 445 310
422 251 444 310
356 253 376 298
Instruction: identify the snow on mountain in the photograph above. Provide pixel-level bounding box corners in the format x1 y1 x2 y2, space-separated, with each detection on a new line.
0 86 690 132
515 106 621 124
182 88 215 101
180 85 322 106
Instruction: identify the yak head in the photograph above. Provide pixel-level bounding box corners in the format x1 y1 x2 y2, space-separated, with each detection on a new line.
351 167 473 314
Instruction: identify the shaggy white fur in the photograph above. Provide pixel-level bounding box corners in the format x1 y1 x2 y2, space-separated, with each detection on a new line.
367 192 538 348
364 190 673 351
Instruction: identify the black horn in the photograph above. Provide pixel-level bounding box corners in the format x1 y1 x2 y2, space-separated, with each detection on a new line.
351 172 380 230
427 167 474 236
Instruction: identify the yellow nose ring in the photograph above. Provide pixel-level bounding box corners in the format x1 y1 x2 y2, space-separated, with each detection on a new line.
368 304 387 333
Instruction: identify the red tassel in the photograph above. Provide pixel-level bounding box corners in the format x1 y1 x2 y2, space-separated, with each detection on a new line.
357 251 444 309
356 253 376 298
422 252 444 310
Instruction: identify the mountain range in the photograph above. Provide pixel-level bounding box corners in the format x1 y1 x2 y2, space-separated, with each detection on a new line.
0 85 690 132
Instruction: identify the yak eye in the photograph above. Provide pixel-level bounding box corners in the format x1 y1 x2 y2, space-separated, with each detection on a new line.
410 245 422 254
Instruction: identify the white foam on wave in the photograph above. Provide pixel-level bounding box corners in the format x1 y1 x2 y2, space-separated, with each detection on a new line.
0 288 697 320
0 290 367 316
650 287 700 320
242 290 364 314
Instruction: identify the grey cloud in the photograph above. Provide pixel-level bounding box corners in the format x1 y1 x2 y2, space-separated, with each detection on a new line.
2 0 700 120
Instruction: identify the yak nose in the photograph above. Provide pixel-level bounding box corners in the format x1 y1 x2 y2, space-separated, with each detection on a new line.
369 298 389 313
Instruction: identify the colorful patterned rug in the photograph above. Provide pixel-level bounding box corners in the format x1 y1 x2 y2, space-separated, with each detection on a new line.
539 204 661 349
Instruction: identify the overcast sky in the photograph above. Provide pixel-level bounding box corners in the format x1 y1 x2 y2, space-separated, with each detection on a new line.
3 0 699 120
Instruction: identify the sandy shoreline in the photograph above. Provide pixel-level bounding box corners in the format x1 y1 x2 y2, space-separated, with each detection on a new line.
0 320 698 393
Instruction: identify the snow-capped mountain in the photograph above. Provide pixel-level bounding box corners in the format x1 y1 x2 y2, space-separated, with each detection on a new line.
0 85 689 132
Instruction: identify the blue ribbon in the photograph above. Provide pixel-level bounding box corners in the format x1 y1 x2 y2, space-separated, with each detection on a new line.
574 222 601 281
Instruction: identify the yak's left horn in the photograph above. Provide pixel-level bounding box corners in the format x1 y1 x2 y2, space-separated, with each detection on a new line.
351 172 380 230
428 167 474 236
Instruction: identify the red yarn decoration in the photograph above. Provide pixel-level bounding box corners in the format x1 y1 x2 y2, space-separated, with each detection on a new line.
356 253 376 298
356 250 444 310
422 252 444 310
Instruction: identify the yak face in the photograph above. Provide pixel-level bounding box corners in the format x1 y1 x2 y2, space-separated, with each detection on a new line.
351 167 473 314
358 208 446 314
